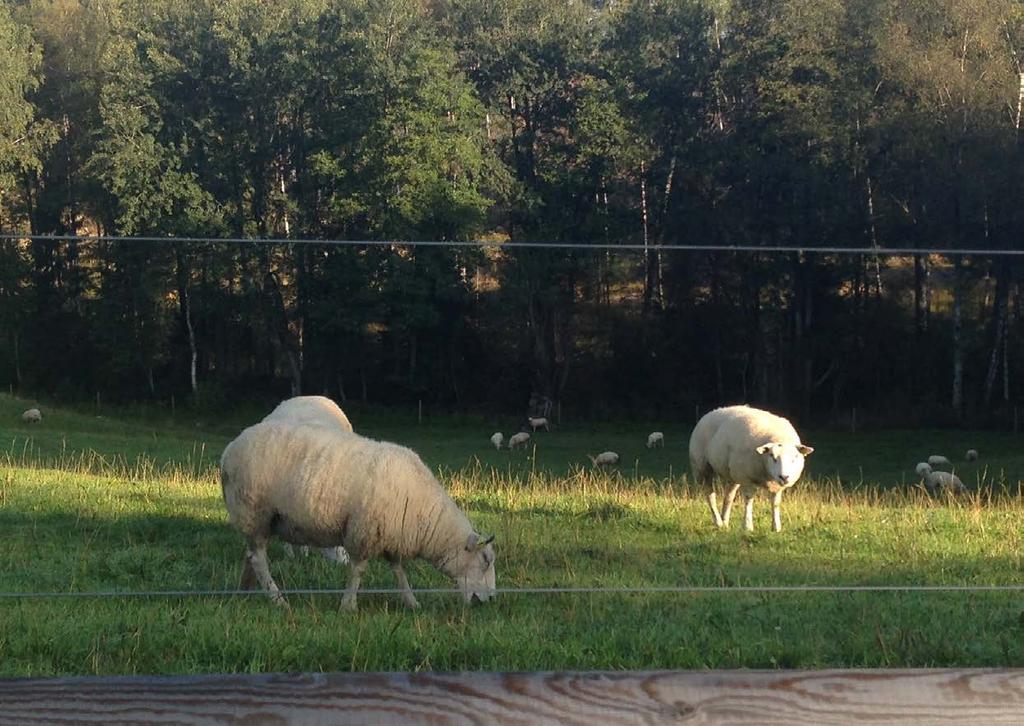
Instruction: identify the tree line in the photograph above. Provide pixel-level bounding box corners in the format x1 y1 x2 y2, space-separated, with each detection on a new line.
0 0 1022 425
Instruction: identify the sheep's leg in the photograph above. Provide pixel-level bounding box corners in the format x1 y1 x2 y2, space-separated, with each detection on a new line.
238 555 257 590
720 484 741 527
707 491 725 528
743 495 755 532
391 562 420 609
771 490 784 533
247 545 287 607
340 559 369 612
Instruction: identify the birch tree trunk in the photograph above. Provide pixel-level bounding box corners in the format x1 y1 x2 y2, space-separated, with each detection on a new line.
951 255 965 419
983 262 1008 407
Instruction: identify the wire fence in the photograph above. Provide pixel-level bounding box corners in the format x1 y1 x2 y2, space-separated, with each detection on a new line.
1 231 1023 256
2 584 1024 600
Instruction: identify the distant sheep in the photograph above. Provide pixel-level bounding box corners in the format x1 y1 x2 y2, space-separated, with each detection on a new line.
490 432 504 450
508 432 531 450
927 455 951 467
914 462 932 477
220 422 496 610
646 432 665 449
528 416 550 432
589 451 620 467
689 405 813 533
21 408 41 424
923 470 966 496
965 449 979 462
283 542 350 565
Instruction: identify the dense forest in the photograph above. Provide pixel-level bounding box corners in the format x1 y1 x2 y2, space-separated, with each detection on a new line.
0 0 1022 425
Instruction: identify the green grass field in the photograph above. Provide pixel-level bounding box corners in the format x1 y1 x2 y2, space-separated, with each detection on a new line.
1 394 1023 676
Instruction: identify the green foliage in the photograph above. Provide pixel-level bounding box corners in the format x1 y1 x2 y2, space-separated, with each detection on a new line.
0 0 1022 421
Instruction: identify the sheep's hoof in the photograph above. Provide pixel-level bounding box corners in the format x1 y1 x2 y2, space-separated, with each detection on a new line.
403 597 421 610
340 595 358 612
270 594 290 610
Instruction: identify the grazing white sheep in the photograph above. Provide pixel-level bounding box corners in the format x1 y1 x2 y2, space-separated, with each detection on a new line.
914 462 933 477
262 395 353 432
689 405 814 533
923 470 966 496
646 431 665 449
528 416 550 432
220 422 496 610
508 432 531 450
927 455 951 467
965 449 979 462
490 432 504 450
21 408 41 424
263 395 353 565
589 451 620 467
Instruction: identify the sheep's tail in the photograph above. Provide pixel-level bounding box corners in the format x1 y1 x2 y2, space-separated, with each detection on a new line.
219 467 230 498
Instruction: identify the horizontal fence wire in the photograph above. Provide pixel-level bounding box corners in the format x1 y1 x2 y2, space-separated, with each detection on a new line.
2 584 1024 600
0 232 1022 256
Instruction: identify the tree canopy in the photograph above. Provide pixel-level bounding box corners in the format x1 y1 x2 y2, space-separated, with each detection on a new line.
1 0 1022 425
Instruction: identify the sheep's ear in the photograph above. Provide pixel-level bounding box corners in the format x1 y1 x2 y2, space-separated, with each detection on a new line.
797 444 814 456
755 444 772 455
466 533 494 551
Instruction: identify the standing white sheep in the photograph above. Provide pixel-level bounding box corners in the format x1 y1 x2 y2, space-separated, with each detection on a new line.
221 422 497 610
914 462 932 477
965 449 979 462
21 408 42 424
689 405 814 533
490 432 504 450
262 395 353 432
508 432 531 450
263 395 353 565
528 416 550 432
927 455 951 467
589 451 620 468
646 432 665 449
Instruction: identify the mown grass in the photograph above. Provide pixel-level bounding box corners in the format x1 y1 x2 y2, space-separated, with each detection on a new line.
1 394 1024 675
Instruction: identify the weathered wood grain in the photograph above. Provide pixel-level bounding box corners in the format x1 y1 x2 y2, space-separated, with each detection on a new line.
1 669 1022 725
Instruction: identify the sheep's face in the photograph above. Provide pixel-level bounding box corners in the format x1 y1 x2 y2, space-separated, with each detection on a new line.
455 533 497 604
755 442 813 489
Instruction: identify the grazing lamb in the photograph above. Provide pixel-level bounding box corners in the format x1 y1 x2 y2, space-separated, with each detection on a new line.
508 432 531 450
263 395 353 565
923 470 966 496
528 416 550 432
490 432 504 450
21 408 42 424
927 455 951 467
262 395 353 432
689 405 814 533
589 451 620 468
220 422 496 610
914 462 933 477
646 431 665 449
965 449 979 462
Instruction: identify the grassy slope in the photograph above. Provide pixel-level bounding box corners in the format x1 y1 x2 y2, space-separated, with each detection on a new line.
1 394 1023 675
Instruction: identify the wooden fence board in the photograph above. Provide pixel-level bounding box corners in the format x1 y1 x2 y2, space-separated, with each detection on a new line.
1 669 1023 725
